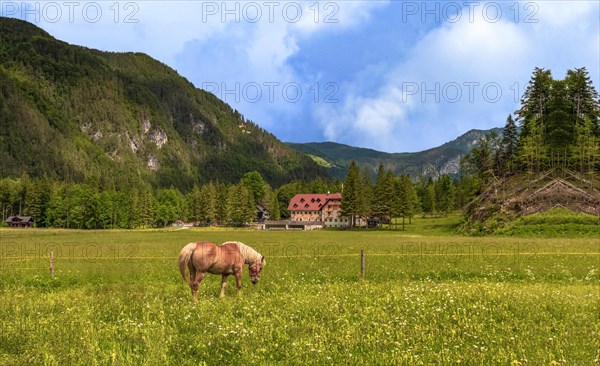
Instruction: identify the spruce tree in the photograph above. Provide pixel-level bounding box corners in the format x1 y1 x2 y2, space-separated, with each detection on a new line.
341 161 361 227
359 168 373 219
500 114 519 174
372 164 387 219
269 192 281 220
516 67 553 140
201 183 217 223
544 80 574 150
565 67 600 125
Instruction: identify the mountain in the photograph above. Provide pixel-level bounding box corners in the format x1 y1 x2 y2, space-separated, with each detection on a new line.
0 17 326 190
287 128 503 179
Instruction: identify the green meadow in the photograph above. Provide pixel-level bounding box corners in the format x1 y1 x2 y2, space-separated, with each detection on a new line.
0 217 599 365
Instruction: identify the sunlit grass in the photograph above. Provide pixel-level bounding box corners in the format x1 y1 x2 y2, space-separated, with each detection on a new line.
0 222 598 365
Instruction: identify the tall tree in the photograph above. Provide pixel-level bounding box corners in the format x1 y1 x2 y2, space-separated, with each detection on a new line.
227 184 254 224
573 118 600 175
269 192 281 220
544 79 575 150
358 168 373 219
240 171 266 205
516 67 553 140
518 118 547 172
155 188 180 227
215 183 230 224
401 175 420 223
434 175 455 216
461 132 500 183
372 164 393 220
341 161 362 227
499 114 519 174
422 178 436 217
565 67 600 126
200 183 217 223
187 185 202 222
23 177 52 227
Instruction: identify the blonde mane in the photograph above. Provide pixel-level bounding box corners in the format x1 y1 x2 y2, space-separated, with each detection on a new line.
225 241 264 265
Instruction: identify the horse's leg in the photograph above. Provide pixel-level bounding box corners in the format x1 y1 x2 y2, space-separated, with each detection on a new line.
192 272 205 301
220 275 228 298
188 267 196 295
234 270 242 293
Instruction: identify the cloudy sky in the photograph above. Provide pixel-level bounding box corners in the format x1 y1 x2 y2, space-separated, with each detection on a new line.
2 1 599 152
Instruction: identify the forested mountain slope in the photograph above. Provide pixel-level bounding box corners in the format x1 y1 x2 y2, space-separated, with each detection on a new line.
0 17 326 190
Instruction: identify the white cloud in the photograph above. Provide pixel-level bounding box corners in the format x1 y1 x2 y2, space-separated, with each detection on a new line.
292 0 389 35
169 1 389 129
314 1 599 152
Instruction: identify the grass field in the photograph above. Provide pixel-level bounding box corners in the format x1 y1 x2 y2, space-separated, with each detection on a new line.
0 216 599 365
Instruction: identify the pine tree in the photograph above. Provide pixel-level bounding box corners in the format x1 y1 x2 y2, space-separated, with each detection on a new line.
462 132 499 182
500 114 519 174
269 192 281 220
424 179 436 217
341 161 361 227
187 185 202 222
516 67 553 140
573 118 600 175
241 171 266 205
142 187 157 227
372 164 395 221
393 176 408 222
225 185 239 224
359 168 373 219
544 79 575 150
227 184 255 224
434 175 454 216
401 175 419 223
565 67 600 125
201 183 217 223
23 177 51 227
518 118 547 172
216 183 230 224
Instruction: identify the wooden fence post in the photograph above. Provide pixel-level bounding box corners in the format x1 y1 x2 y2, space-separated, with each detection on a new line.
360 249 365 278
49 251 54 278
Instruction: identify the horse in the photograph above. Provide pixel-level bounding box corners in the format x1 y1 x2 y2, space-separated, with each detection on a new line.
178 241 266 298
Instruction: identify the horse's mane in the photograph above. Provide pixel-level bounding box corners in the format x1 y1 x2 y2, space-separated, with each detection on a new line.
225 241 264 265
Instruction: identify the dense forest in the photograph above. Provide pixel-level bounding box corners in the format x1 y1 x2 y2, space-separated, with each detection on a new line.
458 67 600 233
462 67 599 180
0 17 326 190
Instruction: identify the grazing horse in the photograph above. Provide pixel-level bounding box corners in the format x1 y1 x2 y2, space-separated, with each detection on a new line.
178 241 266 298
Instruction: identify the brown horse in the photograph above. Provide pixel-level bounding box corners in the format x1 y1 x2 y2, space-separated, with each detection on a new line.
178 241 266 298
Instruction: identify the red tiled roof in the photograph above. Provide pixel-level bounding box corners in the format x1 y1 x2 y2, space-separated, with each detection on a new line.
287 193 342 212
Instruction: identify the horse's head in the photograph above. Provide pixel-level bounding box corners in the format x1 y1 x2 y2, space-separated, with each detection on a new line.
249 256 266 285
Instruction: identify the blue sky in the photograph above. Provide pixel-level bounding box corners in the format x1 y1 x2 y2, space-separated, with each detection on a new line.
2 1 599 152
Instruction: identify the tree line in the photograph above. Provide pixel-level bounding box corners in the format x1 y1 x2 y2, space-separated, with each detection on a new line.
0 172 273 229
0 168 468 229
340 162 468 228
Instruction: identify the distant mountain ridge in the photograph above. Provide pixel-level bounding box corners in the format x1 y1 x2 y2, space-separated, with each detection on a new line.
0 17 326 189
287 128 503 178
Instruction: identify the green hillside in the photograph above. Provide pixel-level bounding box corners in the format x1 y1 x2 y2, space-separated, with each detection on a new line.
287 128 502 178
0 17 326 190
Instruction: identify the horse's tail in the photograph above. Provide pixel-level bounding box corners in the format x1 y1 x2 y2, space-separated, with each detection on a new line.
178 242 196 282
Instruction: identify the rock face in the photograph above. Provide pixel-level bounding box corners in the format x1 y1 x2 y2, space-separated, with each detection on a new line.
150 130 168 149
